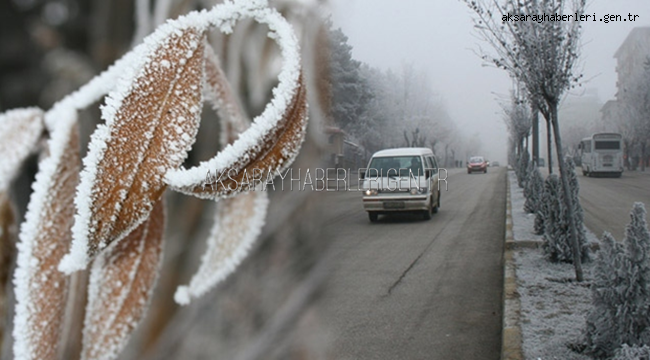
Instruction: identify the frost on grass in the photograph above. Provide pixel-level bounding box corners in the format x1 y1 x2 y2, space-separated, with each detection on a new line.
12 110 79 360
0 108 44 192
82 199 165 360
175 190 268 305
61 24 207 274
515 249 593 360
164 2 308 199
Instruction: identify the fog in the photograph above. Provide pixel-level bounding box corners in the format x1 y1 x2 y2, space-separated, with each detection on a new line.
329 0 650 164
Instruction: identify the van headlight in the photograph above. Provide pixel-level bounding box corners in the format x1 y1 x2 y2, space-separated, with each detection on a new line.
365 189 378 196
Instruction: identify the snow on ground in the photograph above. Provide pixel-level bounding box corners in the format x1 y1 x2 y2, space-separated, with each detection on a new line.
509 170 599 359
509 171 542 242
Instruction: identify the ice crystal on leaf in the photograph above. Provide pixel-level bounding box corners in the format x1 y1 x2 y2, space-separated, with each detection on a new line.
175 191 268 305
174 38 271 305
164 2 308 199
12 109 79 360
81 199 165 360
0 108 44 192
7 0 306 359
61 24 207 274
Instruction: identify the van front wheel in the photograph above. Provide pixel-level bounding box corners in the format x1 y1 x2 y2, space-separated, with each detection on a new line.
368 212 379 223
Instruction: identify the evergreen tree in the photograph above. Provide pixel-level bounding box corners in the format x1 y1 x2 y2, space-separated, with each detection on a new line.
585 232 626 359
524 162 543 214
618 203 650 347
543 159 589 263
612 344 650 360
326 20 372 134
584 203 650 358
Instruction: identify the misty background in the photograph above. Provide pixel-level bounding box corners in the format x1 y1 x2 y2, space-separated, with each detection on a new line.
328 0 650 165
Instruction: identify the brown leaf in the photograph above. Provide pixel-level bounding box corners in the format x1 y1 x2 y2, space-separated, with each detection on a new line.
64 28 206 270
0 108 44 192
167 71 308 198
12 118 79 360
81 199 165 360
203 45 247 145
0 192 16 352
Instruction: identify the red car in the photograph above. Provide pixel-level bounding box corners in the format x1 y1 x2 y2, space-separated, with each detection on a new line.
467 156 488 174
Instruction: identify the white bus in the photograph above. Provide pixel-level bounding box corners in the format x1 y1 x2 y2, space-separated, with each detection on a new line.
579 133 624 177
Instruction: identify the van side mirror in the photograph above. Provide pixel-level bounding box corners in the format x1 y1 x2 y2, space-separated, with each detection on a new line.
425 169 431 178
359 169 366 179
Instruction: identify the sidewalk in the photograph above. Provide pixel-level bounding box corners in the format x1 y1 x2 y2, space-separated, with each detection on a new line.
501 170 596 360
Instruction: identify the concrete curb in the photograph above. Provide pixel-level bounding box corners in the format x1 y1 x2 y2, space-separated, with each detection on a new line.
501 172 524 360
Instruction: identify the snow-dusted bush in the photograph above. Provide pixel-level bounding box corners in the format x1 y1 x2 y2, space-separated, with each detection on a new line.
541 174 565 261
585 232 626 359
585 203 650 358
524 162 543 214
618 203 650 346
612 344 650 360
542 159 590 263
531 165 546 234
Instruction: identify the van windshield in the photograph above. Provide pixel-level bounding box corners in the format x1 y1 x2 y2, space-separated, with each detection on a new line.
367 156 424 177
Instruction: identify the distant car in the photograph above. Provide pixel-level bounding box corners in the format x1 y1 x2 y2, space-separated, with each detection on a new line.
491 161 500 167
467 156 488 174
361 147 441 222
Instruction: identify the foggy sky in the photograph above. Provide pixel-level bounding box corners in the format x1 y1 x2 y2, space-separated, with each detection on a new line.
329 0 650 163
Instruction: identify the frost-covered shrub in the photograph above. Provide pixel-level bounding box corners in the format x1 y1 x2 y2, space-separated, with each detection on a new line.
541 174 565 260
585 232 626 359
524 163 543 214
612 344 650 360
585 203 650 358
618 203 650 346
542 159 590 263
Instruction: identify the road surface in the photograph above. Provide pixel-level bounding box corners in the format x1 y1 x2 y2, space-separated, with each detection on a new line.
317 167 507 360
577 170 650 240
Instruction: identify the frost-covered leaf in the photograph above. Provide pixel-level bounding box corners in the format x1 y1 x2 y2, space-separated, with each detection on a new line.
60 27 207 273
0 108 44 192
12 110 79 360
166 72 307 198
203 44 247 146
175 191 268 305
81 199 165 360
164 2 307 199
0 192 17 348
173 44 270 306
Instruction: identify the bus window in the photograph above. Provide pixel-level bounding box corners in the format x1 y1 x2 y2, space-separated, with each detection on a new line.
594 141 621 150
582 141 591 153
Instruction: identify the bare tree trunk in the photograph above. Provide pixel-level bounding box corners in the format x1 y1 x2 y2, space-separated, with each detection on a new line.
532 108 539 165
546 119 553 174
642 142 647 172
550 103 583 282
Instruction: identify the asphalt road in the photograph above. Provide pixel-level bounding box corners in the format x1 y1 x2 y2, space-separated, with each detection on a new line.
577 170 650 241
317 167 507 360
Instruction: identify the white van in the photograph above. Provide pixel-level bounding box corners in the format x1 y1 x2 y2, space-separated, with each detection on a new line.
360 147 441 222
579 133 624 177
